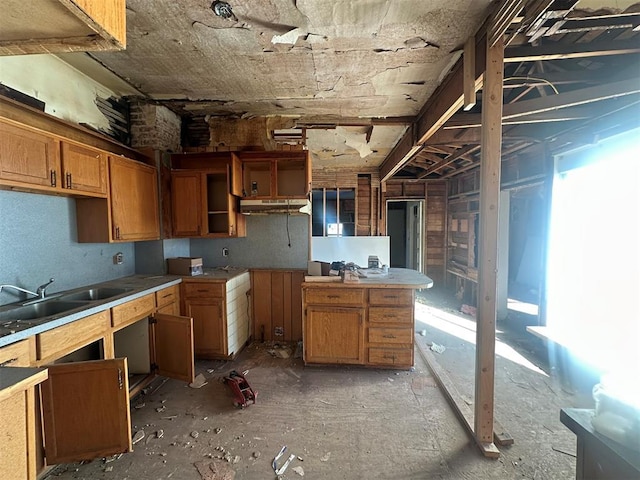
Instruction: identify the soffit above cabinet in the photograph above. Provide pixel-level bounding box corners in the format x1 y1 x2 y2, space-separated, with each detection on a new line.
0 0 126 55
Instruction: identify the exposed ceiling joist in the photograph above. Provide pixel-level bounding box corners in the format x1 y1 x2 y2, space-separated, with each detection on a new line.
502 78 640 120
419 144 481 178
505 38 640 62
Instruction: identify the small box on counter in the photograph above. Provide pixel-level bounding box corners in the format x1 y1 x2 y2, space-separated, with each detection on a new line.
307 260 331 276
167 257 203 276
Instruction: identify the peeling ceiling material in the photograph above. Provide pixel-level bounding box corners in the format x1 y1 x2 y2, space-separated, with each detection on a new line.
90 0 493 168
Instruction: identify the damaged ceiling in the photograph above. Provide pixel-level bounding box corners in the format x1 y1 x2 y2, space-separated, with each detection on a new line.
71 0 639 178
85 0 494 169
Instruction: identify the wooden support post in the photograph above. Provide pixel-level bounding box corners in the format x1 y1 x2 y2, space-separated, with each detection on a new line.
474 35 504 454
464 38 476 111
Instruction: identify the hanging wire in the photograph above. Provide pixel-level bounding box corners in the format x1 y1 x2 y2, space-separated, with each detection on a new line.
503 76 559 95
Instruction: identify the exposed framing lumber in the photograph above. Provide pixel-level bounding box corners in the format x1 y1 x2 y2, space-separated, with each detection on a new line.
416 340 503 456
418 145 481 179
489 0 525 47
475 35 504 453
379 32 487 181
505 39 640 62
464 38 477 110
502 79 640 120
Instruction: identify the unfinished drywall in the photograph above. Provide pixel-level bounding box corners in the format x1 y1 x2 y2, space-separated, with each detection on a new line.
0 190 135 306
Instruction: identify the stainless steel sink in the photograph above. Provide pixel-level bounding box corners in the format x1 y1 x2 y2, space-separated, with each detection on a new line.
60 287 132 302
0 300 87 322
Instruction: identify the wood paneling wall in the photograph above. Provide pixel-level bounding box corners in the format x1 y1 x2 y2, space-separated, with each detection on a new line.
383 180 447 282
251 270 305 342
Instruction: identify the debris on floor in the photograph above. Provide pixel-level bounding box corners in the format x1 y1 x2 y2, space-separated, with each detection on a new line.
131 430 145 445
461 304 477 317
194 459 236 480
189 373 209 388
267 342 293 358
430 342 446 354
292 465 305 476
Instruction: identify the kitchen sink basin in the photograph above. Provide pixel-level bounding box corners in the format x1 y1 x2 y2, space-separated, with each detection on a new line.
60 287 132 302
0 300 87 322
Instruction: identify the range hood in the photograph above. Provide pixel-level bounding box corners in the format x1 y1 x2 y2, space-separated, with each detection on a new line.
240 198 311 215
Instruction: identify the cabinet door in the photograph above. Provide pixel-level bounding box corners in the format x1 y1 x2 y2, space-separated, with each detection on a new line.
60 142 107 196
110 156 160 241
0 121 60 188
153 313 195 383
171 171 203 237
41 358 132 464
304 306 365 364
184 299 226 358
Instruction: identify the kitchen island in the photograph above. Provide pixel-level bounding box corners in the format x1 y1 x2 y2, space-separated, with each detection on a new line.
302 268 433 369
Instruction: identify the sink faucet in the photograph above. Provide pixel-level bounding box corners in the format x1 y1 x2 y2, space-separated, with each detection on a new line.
0 278 54 300
37 278 55 299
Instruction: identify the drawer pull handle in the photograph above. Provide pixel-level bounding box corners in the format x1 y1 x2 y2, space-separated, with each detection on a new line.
383 334 396 339
197 289 208 293
383 295 397 299
162 293 172 298
50 169 56 187
328 295 339 299
383 314 395 318
383 354 397 360
66 172 73 189
117 368 123 389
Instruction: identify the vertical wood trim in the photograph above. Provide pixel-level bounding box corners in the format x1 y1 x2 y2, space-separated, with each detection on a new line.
474 36 504 447
283 273 293 341
271 271 285 341
26 388 36 480
251 271 272 341
291 271 304 341
464 37 476 110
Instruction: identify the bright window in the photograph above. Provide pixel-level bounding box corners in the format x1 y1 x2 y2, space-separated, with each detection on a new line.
546 129 640 381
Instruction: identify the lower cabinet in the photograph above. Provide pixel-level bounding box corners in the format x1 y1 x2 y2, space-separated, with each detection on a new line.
305 305 365 364
303 286 415 369
181 274 251 360
28 285 193 471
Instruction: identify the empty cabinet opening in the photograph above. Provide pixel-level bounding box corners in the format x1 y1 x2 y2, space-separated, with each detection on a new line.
114 319 151 391
53 340 103 364
277 159 306 196
207 173 229 234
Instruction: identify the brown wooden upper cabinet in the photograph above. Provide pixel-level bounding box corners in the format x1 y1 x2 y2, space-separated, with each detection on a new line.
75 156 160 242
0 0 126 56
0 121 107 198
170 153 245 238
240 151 311 199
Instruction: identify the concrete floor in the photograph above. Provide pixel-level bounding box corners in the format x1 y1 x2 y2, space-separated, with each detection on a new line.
47 288 591 480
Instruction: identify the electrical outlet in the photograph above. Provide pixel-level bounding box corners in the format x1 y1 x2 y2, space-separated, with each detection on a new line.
274 326 284 337
113 252 124 265
222 247 229 257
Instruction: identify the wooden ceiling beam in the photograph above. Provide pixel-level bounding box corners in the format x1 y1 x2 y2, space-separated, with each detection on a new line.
418 144 481 179
505 38 640 62
502 79 640 120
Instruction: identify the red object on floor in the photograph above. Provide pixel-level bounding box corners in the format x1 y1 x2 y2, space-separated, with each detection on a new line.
223 370 257 408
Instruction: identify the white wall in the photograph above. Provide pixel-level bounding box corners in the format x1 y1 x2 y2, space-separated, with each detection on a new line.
0 54 116 130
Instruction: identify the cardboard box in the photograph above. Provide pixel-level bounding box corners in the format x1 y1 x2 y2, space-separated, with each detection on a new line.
167 257 203 276
307 260 331 276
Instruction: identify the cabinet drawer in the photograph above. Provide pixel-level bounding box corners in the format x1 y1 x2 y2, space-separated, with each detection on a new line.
111 294 155 328
368 347 412 366
368 327 413 344
368 306 413 324
183 282 224 299
37 310 110 362
156 285 179 308
369 289 413 306
0 338 34 366
304 288 364 305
